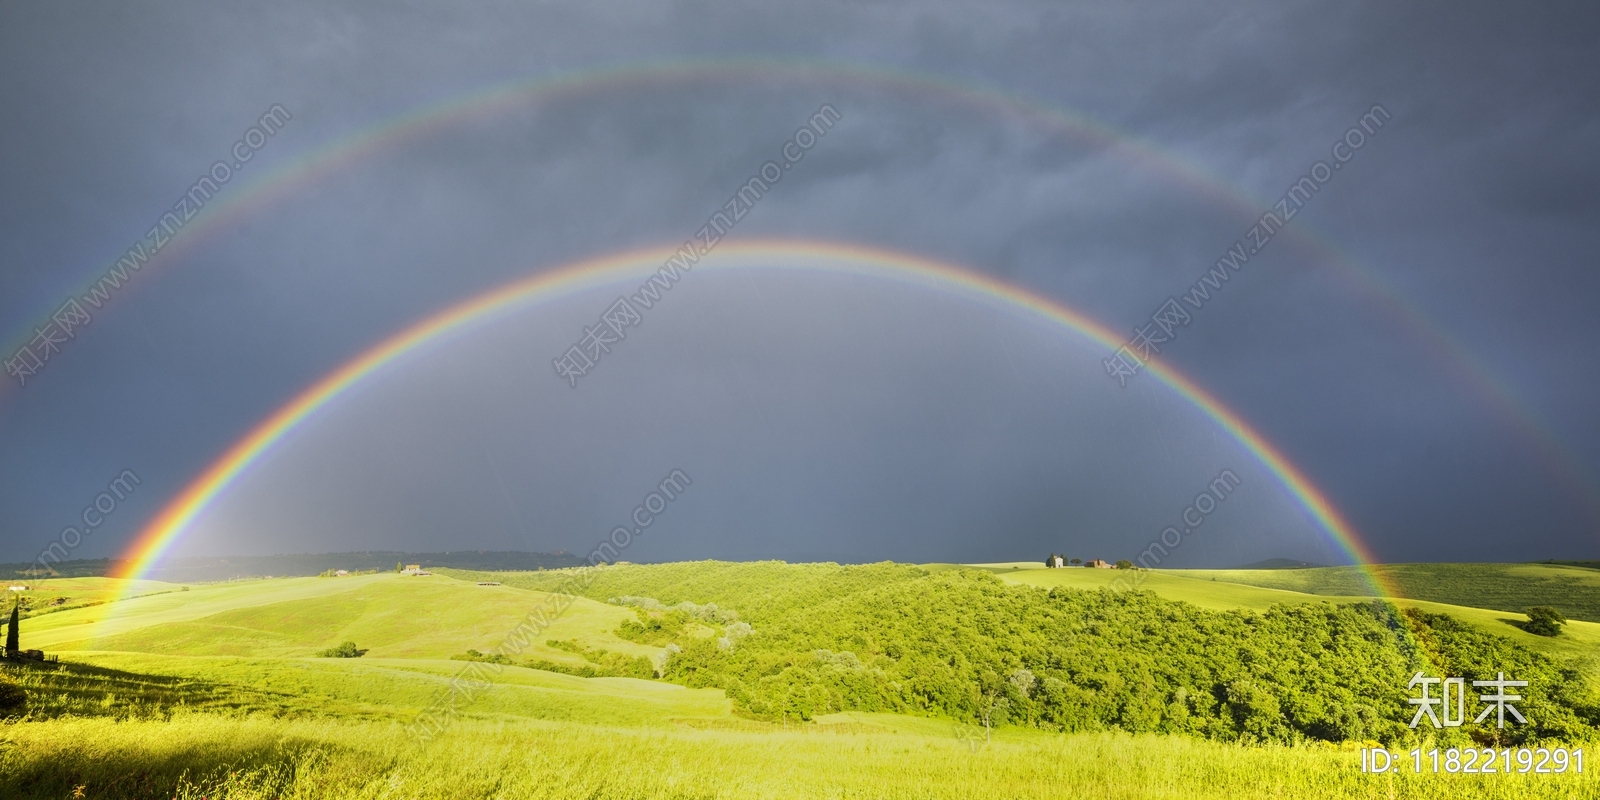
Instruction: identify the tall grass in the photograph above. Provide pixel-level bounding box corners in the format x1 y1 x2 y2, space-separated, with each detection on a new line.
2 714 1594 800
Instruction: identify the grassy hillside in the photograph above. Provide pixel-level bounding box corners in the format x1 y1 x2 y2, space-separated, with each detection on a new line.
443 560 929 625
15 574 653 670
47 652 730 726
21 575 395 649
439 561 1600 745
0 657 339 720
2 576 178 620
4 561 1598 799
1164 563 1600 623
48 574 657 666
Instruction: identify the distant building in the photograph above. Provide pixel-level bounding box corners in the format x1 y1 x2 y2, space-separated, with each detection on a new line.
1086 559 1113 569
7 585 28 592
402 564 422 575
1050 555 1065 568
334 570 349 577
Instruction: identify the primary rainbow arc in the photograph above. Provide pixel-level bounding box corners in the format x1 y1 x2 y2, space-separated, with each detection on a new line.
111 240 1397 605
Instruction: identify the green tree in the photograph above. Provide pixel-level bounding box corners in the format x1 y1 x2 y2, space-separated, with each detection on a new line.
5 600 17 654
1069 558 1081 566
397 561 403 573
1114 559 1134 570
318 641 363 658
975 670 1009 741
1524 606 1566 637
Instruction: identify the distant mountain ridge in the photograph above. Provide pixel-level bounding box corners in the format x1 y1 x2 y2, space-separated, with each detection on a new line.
2 550 584 581
1537 560 1600 571
1226 558 1325 570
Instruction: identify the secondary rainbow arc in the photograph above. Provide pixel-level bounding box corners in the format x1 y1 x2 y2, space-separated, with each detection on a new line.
6 58 1591 524
110 240 1397 610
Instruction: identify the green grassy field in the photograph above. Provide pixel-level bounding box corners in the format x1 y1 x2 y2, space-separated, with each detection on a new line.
3 576 178 620
1162 563 1600 623
2 715 1593 800
22 573 659 668
2 562 1596 799
58 651 730 725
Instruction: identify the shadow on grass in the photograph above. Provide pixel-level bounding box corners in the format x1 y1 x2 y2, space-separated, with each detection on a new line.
1 728 339 800
1496 617 1568 638
1 656 402 723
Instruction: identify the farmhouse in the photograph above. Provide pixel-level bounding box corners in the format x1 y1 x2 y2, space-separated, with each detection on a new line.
7 585 28 592
1085 559 1113 569
1045 555 1091 568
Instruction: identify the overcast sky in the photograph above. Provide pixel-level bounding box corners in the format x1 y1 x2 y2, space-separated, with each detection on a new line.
1 1 1596 568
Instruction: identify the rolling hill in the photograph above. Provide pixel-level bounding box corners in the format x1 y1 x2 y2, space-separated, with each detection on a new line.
1163 562 1600 623
23 573 658 668
3 560 1597 800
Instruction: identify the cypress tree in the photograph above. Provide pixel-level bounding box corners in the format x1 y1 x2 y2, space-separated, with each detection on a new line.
5 601 17 654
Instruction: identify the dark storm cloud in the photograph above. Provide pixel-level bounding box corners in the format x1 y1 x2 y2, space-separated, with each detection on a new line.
1 0 1596 566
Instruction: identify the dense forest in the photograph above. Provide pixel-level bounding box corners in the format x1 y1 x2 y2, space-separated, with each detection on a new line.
657 572 1598 746
456 562 1600 745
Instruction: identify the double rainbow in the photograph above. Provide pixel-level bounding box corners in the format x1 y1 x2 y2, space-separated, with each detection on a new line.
7 58 1592 521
